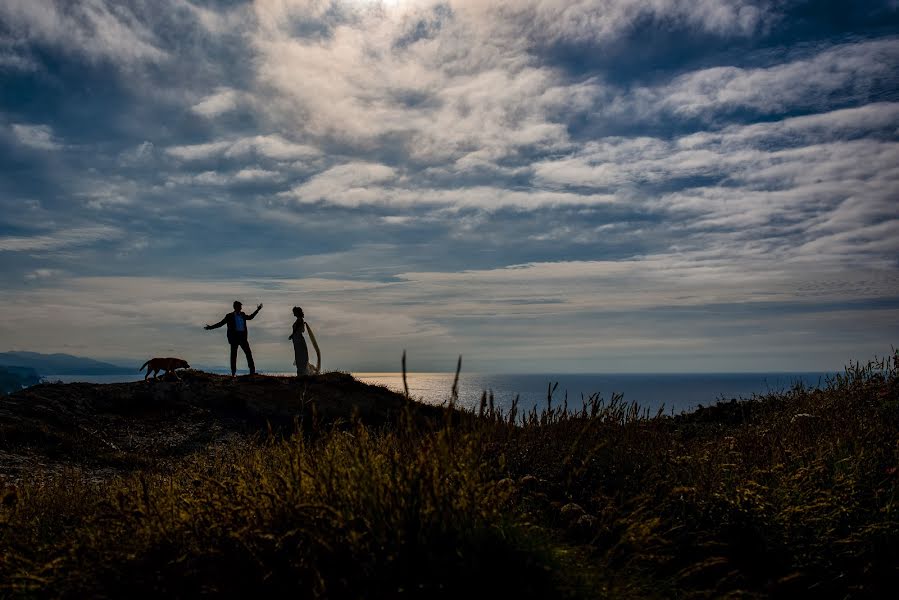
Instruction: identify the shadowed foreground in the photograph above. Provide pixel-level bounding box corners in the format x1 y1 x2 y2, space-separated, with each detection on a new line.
0 371 446 479
1 355 897 598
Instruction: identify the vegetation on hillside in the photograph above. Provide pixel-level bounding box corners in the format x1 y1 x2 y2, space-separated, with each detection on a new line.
1 353 897 598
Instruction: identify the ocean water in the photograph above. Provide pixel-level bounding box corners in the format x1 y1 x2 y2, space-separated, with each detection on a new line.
40 371 834 415
353 372 834 414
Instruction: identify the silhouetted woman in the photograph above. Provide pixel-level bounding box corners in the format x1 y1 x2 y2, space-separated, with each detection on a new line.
289 306 309 376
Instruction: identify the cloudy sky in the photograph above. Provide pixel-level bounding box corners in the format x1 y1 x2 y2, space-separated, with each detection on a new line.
1 0 897 373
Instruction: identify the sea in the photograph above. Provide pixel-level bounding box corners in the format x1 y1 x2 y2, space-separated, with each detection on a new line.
41 371 835 415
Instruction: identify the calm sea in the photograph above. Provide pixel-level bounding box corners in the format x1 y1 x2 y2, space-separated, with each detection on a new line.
41 371 834 415
353 372 834 414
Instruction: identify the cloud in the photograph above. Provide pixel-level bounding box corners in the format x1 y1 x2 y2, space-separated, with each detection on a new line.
290 162 398 204
191 87 240 117
0 0 167 65
173 0 251 36
168 167 283 186
463 0 775 48
10 123 62 150
389 256 899 313
166 135 320 161
0 35 38 71
118 141 155 165
619 37 899 121
244 0 782 165
164 140 231 161
0 226 123 252
528 103 899 264
535 103 899 188
24 268 61 281
234 168 281 182
249 2 585 163
4 251 893 371
1 0 897 371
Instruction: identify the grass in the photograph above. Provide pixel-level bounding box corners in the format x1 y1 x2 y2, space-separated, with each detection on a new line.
1 352 897 598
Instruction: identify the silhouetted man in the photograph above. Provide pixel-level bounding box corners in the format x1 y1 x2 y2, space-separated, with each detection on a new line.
205 301 262 376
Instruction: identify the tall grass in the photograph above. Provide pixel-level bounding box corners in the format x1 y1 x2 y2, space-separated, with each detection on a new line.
1 352 897 598
1 418 567 598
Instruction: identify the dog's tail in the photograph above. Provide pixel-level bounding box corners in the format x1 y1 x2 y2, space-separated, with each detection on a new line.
138 360 150 372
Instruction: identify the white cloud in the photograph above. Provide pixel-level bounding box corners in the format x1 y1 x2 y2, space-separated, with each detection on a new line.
191 87 240 118
167 135 320 161
168 167 283 186
11 123 62 150
536 103 899 188
249 2 581 165
290 162 398 203
243 0 781 168
234 168 281 181
173 0 251 36
616 37 899 121
165 140 232 161
226 136 321 161
286 176 619 208
0 226 122 252
529 104 899 261
499 0 774 41
0 0 166 65
24 268 61 281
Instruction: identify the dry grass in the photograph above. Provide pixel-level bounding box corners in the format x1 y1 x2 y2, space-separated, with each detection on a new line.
1 352 897 598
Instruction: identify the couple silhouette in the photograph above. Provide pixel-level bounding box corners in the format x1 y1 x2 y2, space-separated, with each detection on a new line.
204 301 318 377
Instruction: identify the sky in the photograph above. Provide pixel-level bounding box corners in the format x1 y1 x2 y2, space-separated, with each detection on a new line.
1 0 898 373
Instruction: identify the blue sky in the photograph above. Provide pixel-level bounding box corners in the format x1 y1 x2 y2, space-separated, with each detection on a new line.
1 0 897 373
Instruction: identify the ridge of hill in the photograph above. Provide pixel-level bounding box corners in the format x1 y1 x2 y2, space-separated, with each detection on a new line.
0 370 444 479
0 351 132 375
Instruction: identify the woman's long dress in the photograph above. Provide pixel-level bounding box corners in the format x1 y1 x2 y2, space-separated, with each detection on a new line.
292 320 309 376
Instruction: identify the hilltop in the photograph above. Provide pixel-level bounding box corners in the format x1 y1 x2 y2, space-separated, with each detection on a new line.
0 356 896 598
0 370 444 480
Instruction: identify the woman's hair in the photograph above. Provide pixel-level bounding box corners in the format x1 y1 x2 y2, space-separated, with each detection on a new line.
292 306 304 318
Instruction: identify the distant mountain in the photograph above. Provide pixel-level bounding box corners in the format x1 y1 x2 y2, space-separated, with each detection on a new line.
0 365 41 395
0 351 132 375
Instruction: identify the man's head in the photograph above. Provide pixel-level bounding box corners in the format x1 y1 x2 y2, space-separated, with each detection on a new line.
233 300 242 311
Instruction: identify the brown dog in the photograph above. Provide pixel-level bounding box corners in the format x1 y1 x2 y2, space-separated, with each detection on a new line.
139 357 190 380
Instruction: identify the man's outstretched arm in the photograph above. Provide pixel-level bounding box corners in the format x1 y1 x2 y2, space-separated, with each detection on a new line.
246 303 263 320
205 316 227 330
